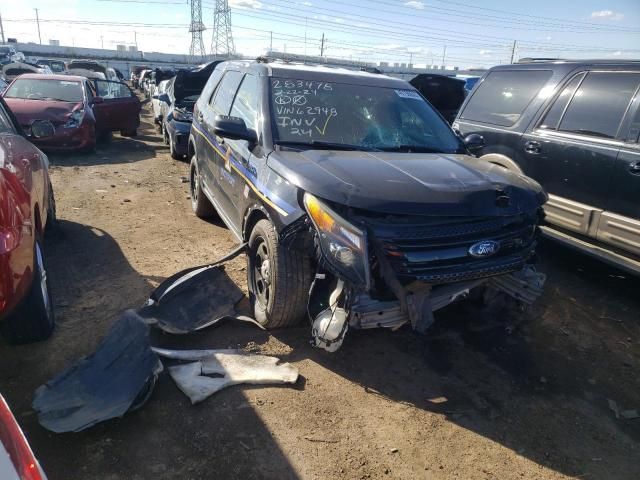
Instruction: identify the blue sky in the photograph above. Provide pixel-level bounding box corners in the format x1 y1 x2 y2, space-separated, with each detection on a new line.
3 0 639 67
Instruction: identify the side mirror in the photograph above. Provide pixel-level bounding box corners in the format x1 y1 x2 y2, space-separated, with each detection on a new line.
213 115 257 144
92 96 104 105
31 119 55 139
463 133 485 154
158 93 171 105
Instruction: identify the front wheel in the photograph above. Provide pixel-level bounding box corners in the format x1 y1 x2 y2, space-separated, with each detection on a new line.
2 240 55 344
169 134 182 159
189 155 216 218
247 219 312 328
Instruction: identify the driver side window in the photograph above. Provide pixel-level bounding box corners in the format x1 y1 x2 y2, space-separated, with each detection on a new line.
230 74 258 131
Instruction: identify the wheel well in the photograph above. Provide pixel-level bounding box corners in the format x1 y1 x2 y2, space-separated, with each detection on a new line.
243 208 269 242
479 153 523 174
188 136 196 158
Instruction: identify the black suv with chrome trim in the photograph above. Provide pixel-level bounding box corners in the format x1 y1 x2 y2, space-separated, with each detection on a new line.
188 60 547 350
454 60 640 275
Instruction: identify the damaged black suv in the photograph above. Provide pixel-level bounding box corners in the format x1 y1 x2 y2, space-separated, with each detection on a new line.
188 60 547 351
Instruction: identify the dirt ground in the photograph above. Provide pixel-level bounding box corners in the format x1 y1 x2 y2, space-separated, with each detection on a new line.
1 100 639 480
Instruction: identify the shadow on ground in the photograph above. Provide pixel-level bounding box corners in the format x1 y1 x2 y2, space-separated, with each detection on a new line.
0 220 301 480
156 238 640 479
46 111 166 167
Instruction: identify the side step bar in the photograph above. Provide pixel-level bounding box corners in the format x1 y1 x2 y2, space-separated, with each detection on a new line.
541 225 640 276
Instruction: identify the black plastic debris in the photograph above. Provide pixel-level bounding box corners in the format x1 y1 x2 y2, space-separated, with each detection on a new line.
139 244 258 334
32 310 162 433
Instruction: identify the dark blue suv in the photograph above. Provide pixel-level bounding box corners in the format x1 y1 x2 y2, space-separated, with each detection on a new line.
187 60 547 350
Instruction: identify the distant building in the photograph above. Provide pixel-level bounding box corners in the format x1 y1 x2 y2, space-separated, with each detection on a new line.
49 39 60 46
117 45 127 52
128 46 138 52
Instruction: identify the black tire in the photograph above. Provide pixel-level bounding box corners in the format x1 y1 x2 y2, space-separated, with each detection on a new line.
162 124 169 145
45 185 58 231
81 126 97 153
189 155 216 218
169 134 181 159
2 240 55 344
121 129 137 137
247 219 312 328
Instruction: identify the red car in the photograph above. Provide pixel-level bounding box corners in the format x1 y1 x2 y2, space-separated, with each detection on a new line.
2 74 141 152
0 394 47 479
0 95 56 344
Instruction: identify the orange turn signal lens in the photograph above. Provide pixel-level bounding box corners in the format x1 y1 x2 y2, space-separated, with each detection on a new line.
304 194 336 232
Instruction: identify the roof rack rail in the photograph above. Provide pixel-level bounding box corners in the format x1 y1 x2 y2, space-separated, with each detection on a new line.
255 56 292 64
516 57 564 63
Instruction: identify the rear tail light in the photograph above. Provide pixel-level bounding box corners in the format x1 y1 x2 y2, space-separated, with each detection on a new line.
0 395 45 480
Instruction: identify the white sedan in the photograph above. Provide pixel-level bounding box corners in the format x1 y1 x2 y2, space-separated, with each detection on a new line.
151 79 170 125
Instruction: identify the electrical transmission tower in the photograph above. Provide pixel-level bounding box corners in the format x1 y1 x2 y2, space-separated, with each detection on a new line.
211 0 235 57
189 0 207 62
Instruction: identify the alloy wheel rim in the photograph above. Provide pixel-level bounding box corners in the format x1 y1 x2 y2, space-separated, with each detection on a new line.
36 243 51 315
253 239 271 308
190 164 198 203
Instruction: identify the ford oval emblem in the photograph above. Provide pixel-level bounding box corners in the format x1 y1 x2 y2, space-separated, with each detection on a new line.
468 240 500 258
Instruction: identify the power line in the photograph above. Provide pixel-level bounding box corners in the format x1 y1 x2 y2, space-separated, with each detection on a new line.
227 8 637 54
428 0 639 31
220 1 638 54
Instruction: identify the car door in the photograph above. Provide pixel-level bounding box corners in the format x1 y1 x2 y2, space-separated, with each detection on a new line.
522 71 640 236
219 73 260 228
199 70 243 229
455 69 553 173
190 69 224 197
597 86 640 256
92 79 141 132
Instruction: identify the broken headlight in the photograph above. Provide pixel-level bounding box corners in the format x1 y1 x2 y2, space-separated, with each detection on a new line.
172 108 193 122
64 109 85 129
303 193 370 289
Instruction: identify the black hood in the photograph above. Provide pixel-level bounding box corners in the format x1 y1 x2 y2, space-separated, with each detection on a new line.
267 150 546 217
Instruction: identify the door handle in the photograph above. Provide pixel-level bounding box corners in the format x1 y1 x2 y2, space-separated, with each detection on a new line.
629 161 640 175
524 141 541 154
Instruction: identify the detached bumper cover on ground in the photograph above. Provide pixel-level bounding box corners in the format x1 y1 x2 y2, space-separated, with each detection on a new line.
32 311 161 433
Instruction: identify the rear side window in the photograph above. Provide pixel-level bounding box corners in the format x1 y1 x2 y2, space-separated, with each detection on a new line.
628 99 640 142
557 72 640 139
230 74 258 131
211 71 243 116
460 70 552 127
202 67 224 105
539 73 585 130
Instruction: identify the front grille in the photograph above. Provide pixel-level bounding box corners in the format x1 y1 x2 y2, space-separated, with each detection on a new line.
366 214 538 284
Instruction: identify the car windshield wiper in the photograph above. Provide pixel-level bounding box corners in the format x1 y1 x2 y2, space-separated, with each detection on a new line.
380 145 447 153
276 140 381 152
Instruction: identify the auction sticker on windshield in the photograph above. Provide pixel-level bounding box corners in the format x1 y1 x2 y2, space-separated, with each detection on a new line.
395 89 422 100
